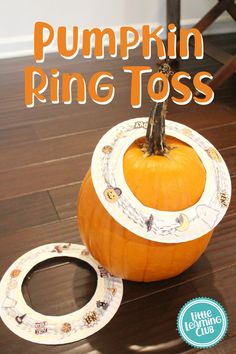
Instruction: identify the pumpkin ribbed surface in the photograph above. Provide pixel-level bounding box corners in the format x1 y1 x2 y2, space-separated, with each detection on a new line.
124 136 206 211
77 136 213 282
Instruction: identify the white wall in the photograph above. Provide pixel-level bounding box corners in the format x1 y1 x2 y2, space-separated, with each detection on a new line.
0 0 235 58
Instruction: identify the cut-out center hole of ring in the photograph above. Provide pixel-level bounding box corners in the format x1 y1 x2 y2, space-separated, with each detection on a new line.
22 257 97 316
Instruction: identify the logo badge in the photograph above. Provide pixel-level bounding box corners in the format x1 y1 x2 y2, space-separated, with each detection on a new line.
177 297 228 348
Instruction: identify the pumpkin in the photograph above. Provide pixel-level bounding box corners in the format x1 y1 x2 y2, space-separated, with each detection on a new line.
77 63 213 282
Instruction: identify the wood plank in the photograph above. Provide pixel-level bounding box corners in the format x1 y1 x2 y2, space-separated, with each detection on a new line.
188 336 236 353
0 191 59 236
34 105 140 139
221 147 236 177
228 177 236 216
0 127 235 201
49 183 81 219
192 266 236 337
0 154 91 201
204 39 233 66
0 125 39 148
0 90 157 131
201 122 236 150
0 218 80 277
35 104 236 140
201 33 236 55
0 128 106 171
1 105 235 172
210 55 236 90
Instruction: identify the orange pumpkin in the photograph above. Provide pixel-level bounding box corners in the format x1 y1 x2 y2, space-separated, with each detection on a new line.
77 64 213 282
78 135 213 282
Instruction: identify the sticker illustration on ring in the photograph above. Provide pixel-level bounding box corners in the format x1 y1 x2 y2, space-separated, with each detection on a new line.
91 118 231 244
0 243 123 345
177 297 228 348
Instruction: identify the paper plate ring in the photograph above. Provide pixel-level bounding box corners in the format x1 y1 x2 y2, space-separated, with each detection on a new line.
91 118 231 243
0 244 123 345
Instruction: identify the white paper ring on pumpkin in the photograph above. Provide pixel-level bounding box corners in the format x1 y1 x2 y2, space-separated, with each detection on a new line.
91 118 231 243
0 243 123 345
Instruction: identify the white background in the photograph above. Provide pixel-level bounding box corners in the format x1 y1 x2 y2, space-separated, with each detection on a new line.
0 0 235 58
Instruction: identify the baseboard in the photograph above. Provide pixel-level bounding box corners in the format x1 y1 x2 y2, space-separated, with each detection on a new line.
0 15 235 59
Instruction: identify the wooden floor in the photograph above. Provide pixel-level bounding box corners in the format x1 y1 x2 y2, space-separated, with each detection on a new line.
0 33 235 354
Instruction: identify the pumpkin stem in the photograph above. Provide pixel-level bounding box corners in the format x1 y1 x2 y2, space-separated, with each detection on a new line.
146 63 172 156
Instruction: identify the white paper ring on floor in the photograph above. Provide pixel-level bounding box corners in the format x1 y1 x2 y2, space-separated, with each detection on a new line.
0 244 123 345
91 118 231 243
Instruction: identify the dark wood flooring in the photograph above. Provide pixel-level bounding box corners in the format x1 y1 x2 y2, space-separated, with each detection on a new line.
0 33 236 354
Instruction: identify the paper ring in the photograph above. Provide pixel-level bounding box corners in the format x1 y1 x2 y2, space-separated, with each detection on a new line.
0 243 123 345
91 118 231 243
